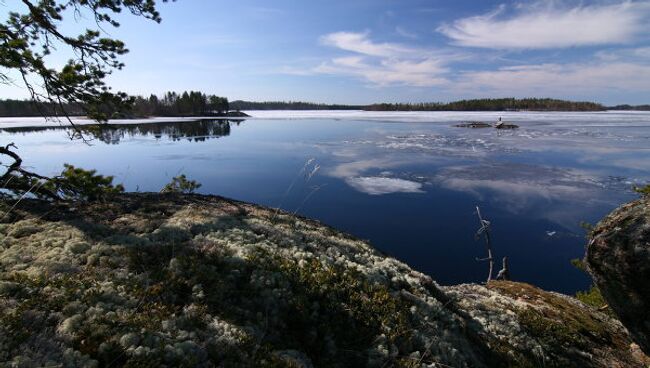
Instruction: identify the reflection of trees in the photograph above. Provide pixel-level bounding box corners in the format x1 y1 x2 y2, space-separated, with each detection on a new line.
0 119 242 144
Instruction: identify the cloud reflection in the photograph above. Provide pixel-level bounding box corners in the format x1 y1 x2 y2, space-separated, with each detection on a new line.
346 176 424 195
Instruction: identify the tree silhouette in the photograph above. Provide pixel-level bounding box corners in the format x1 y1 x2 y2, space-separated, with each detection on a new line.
1 0 169 199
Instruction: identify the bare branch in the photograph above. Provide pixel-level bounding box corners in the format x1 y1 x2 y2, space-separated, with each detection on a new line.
475 206 494 283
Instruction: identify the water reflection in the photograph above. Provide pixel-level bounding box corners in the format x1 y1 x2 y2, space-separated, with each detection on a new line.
0 119 242 144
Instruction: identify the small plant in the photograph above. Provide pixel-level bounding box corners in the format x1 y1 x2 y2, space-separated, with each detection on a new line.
272 158 321 220
578 221 595 239
633 184 650 197
161 174 202 194
570 258 611 315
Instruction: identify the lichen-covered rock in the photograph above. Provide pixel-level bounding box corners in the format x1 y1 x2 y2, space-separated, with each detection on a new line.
587 196 650 355
0 193 646 367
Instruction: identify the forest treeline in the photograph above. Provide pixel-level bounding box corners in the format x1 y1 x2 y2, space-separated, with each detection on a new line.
608 104 650 111
0 99 84 117
229 100 362 110
365 98 607 112
0 91 230 118
2 96 649 117
130 91 229 117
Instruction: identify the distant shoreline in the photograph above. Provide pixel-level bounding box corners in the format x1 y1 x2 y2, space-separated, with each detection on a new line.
2 109 649 130
3 97 648 117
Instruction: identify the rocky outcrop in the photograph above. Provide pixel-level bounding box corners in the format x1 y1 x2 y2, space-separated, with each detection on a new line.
587 196 650 355
0 193 646 367
454 121 519 129
455 122 492 128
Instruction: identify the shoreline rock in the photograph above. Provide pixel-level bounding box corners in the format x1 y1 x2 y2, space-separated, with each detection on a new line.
587 196 650 355
0 193 646 367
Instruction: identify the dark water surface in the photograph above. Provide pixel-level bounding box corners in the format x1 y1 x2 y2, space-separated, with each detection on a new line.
3 111 650 294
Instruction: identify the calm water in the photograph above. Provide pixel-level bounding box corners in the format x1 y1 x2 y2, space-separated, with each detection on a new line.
3 111 650 294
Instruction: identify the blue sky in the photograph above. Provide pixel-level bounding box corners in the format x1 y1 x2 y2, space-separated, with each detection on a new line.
3 0 650 104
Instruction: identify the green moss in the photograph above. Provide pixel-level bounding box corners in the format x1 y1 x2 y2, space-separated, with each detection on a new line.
488 281 627 368
517 308 582 347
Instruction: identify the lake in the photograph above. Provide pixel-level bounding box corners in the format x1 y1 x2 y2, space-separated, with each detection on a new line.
2 110 650 294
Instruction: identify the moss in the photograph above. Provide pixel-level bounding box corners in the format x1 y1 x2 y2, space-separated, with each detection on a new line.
486 339 538 368
493 282 612 342
7 219 42 238
489 281 629 368
517 308 581 347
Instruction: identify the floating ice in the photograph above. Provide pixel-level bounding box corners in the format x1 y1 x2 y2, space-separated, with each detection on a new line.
346 176 424 195
246 110 650 126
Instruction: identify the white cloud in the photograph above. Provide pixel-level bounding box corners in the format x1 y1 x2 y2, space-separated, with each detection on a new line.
314 56 449 87
454 61 650 94
320 31 417 57
438 1 650 49
312 31 460 87
346 176 424 195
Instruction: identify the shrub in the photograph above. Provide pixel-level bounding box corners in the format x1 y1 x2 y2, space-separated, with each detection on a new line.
44 164 124 201
633 184 650 197
570 258 612 316
161 174 202 194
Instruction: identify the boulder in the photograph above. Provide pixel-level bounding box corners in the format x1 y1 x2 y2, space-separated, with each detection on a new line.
587 196 650 354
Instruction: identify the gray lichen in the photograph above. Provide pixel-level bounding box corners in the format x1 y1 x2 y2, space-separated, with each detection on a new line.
0 193 646 367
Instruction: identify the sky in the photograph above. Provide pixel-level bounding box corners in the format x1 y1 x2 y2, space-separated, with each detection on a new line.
2 0 650 104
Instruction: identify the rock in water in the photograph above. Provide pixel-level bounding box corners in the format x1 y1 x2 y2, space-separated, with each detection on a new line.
587 196 650 354
495 123 519 129
455 122 491 128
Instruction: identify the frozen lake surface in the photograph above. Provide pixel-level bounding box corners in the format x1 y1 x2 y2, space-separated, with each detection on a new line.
2 110 649 293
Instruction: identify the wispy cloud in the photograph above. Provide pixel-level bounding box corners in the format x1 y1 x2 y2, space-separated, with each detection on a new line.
595 46 650 61
454 61 650 94
434 163 621 225
319 31 416 57
395 26 418 39
309 31 463 87
314 56 449 87
247 6 285 17
438 1 650 49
